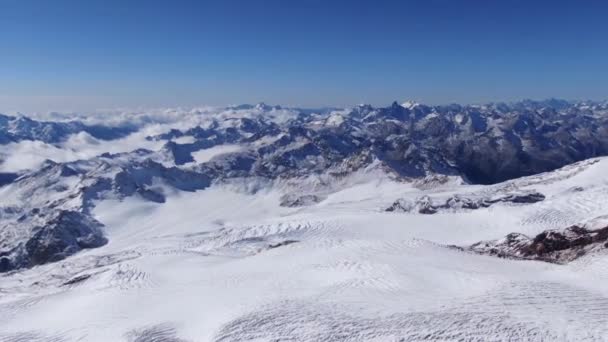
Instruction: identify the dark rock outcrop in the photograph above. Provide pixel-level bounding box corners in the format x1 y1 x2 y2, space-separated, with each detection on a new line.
0 210 107 272
386 191 545 214
0 172 18 187
468 224 608 264
279 194 323 207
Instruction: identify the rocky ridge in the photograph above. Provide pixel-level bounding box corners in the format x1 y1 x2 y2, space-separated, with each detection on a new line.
1 99 608 272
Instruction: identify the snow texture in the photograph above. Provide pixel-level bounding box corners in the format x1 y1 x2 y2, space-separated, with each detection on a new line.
1 100 608 341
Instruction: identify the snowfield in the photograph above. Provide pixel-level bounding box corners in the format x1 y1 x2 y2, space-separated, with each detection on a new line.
1 100 608 341
1 157 608 341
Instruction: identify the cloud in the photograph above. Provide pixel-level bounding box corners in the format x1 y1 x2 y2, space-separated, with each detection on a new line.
0 105 304 172
0 129 165 172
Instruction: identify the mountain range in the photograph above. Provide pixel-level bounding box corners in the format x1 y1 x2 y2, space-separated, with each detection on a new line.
1 99 608 341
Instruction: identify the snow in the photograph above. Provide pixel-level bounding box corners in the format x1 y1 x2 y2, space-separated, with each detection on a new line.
3 100 608 340
326 113 346 126
252 133 284 147
172 135 196 144
191 145 244 164
1 158 608 341
0 130 165 172
401 100 420 109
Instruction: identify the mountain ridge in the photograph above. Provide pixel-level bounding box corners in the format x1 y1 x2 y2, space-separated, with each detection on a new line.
1 98 608 272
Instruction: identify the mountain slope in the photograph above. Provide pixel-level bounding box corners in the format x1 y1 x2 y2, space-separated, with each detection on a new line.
1 156 608 341
1 100 608 341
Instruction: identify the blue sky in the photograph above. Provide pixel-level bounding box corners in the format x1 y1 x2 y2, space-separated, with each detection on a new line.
1 0 607 112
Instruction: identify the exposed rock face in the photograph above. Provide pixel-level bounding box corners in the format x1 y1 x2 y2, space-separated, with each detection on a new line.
386 191 545 214
25 211 107 265
279 194 323 207
468 225 608 264
0 172 18 187
267 240 299 249
0 211 107 272
113 159 213 203
0 156 213 273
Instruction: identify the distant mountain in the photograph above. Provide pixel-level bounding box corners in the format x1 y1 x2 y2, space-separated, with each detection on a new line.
0 113 136 144
151 99 608 184
1 99 608 272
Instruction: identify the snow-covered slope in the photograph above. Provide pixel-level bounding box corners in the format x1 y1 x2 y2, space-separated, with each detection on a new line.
1 100 608 341
1 157 608 341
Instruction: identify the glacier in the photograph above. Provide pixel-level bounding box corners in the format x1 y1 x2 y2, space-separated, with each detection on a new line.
1 99 608 341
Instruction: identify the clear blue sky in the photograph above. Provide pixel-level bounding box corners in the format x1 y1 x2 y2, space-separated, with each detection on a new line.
1 0 607 112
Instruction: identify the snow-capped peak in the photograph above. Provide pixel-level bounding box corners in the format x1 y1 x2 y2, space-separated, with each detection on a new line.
401 100 420 109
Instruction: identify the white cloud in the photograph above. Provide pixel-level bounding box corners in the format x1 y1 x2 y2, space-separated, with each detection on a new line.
0 105 304 172
0 130 166 173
